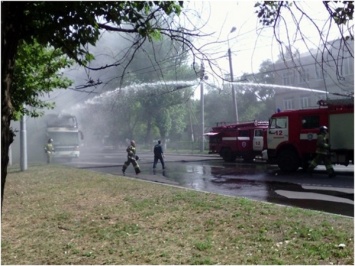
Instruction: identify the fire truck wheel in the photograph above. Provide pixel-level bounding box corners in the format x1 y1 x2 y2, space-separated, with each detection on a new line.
223 155 236 162
243 154 254 163
278 149 300 172
221 150 236 162
301 160 310 171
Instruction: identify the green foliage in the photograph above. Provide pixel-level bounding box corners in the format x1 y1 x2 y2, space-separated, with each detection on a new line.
168 104 189 138
76 27 195 145
254 1 286 26
15 2 184 65
156 109 172 139
1 0 186 210
240 59 276 101
79 79 194 145
4 1 186 127
327 1 354 25
12 40 74 120
136 83 192 142
149 29 162 41
255 1 354 27
204 90 235 126
103 34 195 142
204 59 277 127
125 36 194 84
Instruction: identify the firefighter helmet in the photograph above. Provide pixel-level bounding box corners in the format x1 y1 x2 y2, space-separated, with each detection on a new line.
319 126 328 133
130 140 136 147
48 138 53 143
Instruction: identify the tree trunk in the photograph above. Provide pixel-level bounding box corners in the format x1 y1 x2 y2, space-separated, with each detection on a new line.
145 116 153 146
1 3 22 210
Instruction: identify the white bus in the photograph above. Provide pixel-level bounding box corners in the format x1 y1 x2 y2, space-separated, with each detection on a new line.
46 114 83 161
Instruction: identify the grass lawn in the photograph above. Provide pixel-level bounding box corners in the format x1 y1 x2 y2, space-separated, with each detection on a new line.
1 164 354 265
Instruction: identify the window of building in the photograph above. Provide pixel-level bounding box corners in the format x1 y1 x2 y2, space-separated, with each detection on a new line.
343 57 354 76
298 69 310 83
283 98 294 110
300 96 310 109
282 71 293 85
301 116 320 129
315 64 323 80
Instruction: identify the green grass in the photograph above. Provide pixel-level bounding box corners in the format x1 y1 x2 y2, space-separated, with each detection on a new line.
1 164 354 265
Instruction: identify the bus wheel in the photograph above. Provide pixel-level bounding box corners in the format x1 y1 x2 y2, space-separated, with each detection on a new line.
278 150 300 172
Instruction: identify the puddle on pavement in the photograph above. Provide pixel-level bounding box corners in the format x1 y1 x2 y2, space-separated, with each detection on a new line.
149 161 354 217
77 157 353 217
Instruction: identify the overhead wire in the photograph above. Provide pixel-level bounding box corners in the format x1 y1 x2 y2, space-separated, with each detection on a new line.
49 47 353 112
44 10 353 110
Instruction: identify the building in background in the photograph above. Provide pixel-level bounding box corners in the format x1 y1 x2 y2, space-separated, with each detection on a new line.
272 38 354 110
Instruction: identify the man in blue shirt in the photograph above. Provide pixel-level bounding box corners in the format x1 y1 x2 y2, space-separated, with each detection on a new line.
153 140 165 170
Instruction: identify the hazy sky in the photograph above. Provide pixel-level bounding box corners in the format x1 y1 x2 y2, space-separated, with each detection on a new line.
188 1 344 77
48 1 350 108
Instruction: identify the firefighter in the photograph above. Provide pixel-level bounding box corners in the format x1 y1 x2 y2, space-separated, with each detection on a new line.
44 138 55 164
308 126 336 178
122 140 141 175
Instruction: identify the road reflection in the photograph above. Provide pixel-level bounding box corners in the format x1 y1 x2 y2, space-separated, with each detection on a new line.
149 161 354 217
72 150 354 217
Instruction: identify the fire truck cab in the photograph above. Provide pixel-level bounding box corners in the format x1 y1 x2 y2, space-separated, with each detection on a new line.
267 99 354 172
205 120 269 162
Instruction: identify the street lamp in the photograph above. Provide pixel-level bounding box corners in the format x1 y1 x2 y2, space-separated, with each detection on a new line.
227 27 239 123
200 61 205 152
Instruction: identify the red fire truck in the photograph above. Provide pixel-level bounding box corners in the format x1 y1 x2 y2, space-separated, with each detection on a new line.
205 120 269 162
267 99 354 172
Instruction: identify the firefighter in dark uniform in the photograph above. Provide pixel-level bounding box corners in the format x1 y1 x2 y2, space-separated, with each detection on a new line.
44 138 55 163
308 126 336 178
122 140 141 175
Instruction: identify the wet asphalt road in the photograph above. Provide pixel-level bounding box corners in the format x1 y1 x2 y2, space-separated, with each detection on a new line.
64 147 354 217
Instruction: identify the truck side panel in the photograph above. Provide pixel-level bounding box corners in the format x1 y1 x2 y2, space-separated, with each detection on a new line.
329 113 354 150
206 121 269 161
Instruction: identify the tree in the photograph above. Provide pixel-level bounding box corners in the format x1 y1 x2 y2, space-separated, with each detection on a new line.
1 1 204 209
3 1 353 209
237 59 277 120
204 59 277 127
12 40 73 120
204 90 236 126
137 83 193 144
77 88 141 147
239 59 276 102
87 34 197 145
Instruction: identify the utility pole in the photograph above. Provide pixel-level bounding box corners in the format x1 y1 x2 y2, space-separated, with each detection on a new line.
20 114 28 171
8 145 12 166
228 47 239 123
200 61 205 153
189 100 194 142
